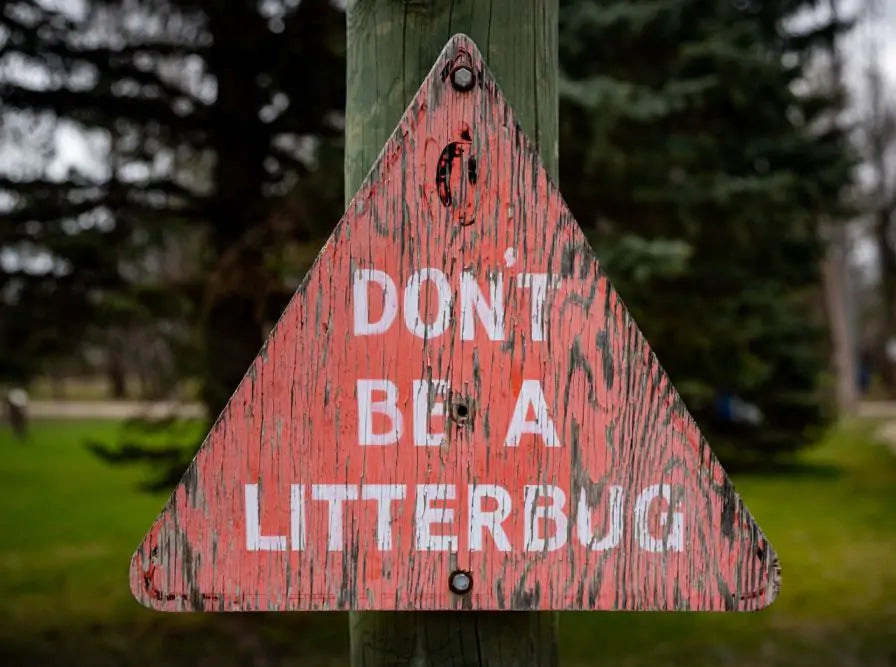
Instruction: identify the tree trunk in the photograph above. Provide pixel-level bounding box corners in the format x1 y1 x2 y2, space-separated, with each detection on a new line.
107 334 127 399
821 221 858 414
201 1 271 418
344 1 559 664
874 206 896 396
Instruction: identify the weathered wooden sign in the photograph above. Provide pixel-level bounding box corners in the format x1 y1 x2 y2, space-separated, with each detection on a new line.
130 35 779 613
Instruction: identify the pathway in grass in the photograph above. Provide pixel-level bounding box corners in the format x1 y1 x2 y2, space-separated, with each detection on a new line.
0 419 893 666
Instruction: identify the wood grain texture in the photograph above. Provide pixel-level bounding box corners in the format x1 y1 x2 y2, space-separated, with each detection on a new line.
349 612 557 666
346 5 560 662
129 35 780 616
345 0 559 197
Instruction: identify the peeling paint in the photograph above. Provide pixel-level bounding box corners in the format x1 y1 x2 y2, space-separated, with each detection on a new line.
129 35 779 614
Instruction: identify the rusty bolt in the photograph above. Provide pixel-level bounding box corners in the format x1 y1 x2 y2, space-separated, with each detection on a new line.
449 570 473 595
451 66 475 92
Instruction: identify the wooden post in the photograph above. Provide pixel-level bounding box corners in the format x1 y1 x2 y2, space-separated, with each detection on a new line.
345 1 559 664
345 0 558 200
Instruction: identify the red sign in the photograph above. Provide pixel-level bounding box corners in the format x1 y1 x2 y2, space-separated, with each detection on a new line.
130 35 779 612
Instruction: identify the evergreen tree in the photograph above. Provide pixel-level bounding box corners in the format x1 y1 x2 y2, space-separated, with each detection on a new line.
2 0 855 469
0 0 345 412
558 0 855 459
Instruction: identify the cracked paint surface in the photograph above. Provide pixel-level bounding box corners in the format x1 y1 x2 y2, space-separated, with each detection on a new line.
130 35 779 613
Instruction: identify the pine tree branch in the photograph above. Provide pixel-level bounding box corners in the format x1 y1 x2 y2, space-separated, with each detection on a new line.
0 84 211 136
0 176 207 203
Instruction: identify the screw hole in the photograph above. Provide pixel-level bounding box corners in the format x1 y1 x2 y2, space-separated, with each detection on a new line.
451 401 470 423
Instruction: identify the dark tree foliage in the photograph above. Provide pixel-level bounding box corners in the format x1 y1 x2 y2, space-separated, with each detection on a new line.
1 0 854 472
558 0 855 459
2 0 345 485
0 0 345 413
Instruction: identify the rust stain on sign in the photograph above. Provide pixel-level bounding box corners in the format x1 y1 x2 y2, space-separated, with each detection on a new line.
130 35 779 613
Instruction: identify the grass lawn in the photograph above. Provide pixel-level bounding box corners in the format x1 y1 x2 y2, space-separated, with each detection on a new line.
0 419 894 666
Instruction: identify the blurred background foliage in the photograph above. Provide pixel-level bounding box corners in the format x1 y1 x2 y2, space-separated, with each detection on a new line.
2 1 895 666
1 0 862 470
558 0 856 460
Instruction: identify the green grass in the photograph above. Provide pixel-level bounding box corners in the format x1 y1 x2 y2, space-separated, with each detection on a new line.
561 421 896 666
0 419 894 665
0 421 165 626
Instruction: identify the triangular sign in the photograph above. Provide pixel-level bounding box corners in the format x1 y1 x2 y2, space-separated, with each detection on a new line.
130 35 779 612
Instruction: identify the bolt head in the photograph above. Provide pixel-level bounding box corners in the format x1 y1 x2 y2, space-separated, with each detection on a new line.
449 570 473 594
451 66 475 91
